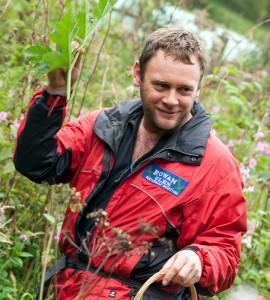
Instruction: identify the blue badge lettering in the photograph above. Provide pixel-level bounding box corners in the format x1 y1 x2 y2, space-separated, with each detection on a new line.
142 164 189 196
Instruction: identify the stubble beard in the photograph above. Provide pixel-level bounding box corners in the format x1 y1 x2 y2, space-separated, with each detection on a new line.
140 87 191 136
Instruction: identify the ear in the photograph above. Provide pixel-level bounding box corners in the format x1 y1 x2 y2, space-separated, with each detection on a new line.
133 61 141 87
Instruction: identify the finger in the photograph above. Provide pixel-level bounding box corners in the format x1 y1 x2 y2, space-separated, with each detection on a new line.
161 256 176 285
175 263 197 286
161 255 175 271
162 256 185 286
181 273 199 287
178 260 202 287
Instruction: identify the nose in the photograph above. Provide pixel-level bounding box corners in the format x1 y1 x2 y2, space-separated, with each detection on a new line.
162 89 178 107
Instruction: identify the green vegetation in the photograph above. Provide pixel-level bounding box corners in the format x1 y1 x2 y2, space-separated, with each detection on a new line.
0 0 269 299
187 0 270 41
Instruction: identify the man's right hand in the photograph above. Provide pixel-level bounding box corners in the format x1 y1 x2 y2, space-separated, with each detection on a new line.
47 42 83 96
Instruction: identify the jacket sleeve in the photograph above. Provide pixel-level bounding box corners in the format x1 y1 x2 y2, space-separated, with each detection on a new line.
180 166 247 295
13 89 99 184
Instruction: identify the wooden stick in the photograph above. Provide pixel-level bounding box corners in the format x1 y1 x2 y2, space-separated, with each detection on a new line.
134 270 197 300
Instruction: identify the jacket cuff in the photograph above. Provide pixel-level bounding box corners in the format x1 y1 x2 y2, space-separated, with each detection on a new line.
181 246 212 296
43 89 67 107
41 89 67 116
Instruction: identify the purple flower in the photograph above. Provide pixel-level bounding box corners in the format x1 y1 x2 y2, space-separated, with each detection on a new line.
253 131 265 139
247 222 257 234
211 106 220 114
240 165 250 183
54 230 60 241
19 234 28 242
12 119 20 129
227 140 235 148
0 111 8 123
255 141 270 155
248 159 257 169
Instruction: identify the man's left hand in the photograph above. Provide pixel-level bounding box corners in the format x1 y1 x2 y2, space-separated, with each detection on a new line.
161 249 202 287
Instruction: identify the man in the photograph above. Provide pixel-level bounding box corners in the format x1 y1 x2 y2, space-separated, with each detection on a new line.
14 27 246 299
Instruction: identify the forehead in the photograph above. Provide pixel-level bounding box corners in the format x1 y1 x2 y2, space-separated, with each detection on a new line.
144 50 201 87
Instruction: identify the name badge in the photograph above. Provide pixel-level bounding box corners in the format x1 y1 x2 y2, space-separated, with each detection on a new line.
142 163 189 196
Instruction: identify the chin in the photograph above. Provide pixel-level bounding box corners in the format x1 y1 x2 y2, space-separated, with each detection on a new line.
154 122 179 133
157 119 179 130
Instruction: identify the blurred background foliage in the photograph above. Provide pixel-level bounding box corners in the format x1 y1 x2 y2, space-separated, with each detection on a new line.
0 0 269 299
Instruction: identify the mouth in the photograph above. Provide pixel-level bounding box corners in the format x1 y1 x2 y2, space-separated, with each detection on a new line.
157 108 179 116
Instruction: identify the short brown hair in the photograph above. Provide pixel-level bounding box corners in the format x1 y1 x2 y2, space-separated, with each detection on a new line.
139 27 206 81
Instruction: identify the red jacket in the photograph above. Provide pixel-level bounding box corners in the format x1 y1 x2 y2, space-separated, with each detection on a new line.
14 89 247 299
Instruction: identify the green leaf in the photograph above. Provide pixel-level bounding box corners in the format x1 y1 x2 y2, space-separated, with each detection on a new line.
223 81 240 95
2 161 14 174
77 0 90 40
205 74 220 83
42 51 69 69
0 234 12 245
252 81 263 93
0 127 4 140
49 4 78 63
227 95 245 108
92 0 108 18
35 63 52 78
227 64 241 76
24 44 51 64
88 0 118 36
259 170 270 180
10 257 23 268
43 213 56 224
20 252 33 258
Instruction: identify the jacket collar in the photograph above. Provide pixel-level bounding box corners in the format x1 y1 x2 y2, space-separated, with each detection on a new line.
94 99 211 165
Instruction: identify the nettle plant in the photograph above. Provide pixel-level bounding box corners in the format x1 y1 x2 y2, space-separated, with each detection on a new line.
24 0 118 100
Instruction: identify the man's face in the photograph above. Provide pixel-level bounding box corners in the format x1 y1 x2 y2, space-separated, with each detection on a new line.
133 49 201 135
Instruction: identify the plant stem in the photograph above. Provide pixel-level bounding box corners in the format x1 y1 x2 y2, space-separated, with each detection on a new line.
38 228 54 300
77 13 112 117
69 32 96 116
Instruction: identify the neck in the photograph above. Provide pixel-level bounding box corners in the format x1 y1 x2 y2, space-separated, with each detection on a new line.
132 121 160 163
139 118 163 143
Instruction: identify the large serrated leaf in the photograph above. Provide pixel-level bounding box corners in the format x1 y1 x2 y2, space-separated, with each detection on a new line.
42 51 69 69
24 44 51 64
25 0 119 93
92 0 117 19
49 4 78 63
77 0 90 40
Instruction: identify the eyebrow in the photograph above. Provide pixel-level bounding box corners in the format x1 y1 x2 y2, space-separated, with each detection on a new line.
151 80 169 85
151 80 194 90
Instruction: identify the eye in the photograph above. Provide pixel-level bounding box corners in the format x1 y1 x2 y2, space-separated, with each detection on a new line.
178 87 192 95
154 83 168 91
